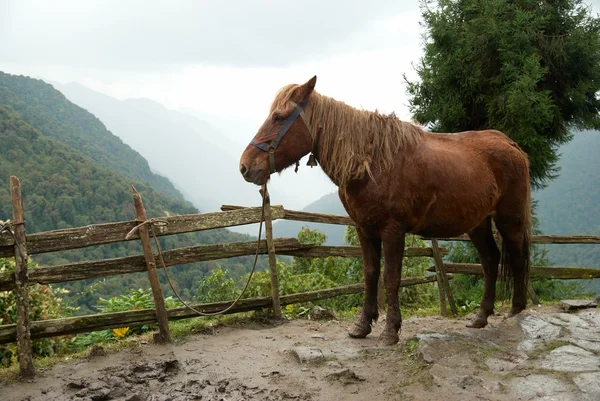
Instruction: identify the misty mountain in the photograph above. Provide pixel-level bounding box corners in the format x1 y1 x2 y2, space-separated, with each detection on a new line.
273 190 348 245
534 130 600 269
53 82 273 215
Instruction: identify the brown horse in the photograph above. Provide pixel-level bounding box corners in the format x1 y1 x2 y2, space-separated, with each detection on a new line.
239 76 532 345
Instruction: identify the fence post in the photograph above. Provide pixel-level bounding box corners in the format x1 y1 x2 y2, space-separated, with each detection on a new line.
131 186 172 343
261 185 282 318
10 176 35 378
431 238 457 316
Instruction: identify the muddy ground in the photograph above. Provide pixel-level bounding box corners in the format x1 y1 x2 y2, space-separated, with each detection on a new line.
2 304 598 401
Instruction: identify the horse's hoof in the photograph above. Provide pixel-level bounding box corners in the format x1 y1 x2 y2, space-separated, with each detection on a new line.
466 314 488 328
348 323 371 339
378 331 399 346
507 306 525 318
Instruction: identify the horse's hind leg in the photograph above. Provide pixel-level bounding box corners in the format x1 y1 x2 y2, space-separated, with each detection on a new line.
348 226 382 339
494 214 530 317
467 216 501 329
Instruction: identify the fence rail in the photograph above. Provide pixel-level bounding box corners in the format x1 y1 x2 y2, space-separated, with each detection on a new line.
1 176 598 378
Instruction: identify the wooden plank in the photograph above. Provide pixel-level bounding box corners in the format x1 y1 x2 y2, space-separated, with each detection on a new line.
221 204 354 226
0 275 446 344
280 245 445 258
433 239 457 314
432 234 600 244
131 186 171 343
10 176 35 378
0 206 285 257
430 239 448 316
261 186 282 318
428 263 600 279
0 238 305 291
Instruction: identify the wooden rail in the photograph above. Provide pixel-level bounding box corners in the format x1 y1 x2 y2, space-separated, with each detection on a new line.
428 263 600 279
0 239 444 291
0 206 285 257
0 276 444 344
1 179 598 378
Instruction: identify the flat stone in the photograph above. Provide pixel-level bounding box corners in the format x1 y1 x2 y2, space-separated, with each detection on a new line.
551 313 591 328
509 374 570 399
290 347 324 365
540 345 600 372
520 315 563 340
518 339 543 352
560 300 597 311
416 332 499 364
577 309 600 326
485 352 527 374
573 372 600 398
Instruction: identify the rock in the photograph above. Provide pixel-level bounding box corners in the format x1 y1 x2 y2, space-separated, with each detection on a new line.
573 372 600 399
518 339 543 352
540 345 600 372
552 313 591 328
455 375 483 389
484 352 527 374
310 334 326 340
312 306 336 320
327 361 343 369
88 344 106 357
416 332 499 364
291 347 324 365
520 314 563 340
325 369 365 384
560 299 597 311
509 374 571 399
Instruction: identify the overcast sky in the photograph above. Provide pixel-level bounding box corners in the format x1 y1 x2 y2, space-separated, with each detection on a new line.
2 0 598 209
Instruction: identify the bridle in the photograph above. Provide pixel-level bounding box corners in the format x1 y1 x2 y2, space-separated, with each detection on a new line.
249 99 317 174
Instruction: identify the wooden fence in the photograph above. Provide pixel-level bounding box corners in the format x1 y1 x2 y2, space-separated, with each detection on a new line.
1 176 599 378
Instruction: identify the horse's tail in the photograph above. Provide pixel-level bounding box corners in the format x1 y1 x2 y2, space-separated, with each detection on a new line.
499 156 532 301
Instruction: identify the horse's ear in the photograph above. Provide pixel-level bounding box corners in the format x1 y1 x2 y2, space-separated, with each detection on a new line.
294 75 317 102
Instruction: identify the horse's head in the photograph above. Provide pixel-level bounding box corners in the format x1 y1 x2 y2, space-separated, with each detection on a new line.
239 75 317 185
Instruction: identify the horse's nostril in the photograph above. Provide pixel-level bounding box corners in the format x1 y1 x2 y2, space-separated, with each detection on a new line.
240 163 247 176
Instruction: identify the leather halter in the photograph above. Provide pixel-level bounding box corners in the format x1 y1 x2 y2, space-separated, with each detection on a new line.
250 100 312 174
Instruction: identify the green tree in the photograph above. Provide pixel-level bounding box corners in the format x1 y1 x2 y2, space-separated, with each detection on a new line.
405 0 600 189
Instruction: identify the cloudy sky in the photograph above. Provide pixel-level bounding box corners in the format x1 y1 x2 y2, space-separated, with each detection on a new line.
3 0 597 209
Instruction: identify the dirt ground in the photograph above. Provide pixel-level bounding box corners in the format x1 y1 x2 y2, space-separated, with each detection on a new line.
0 306 572 401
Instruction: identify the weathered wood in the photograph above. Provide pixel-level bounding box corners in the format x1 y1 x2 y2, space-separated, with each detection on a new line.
428 263 600 279
131 186 171 343
221 204 354 226
10 176 34 378
432 234 600 244
0 275 447 344
0 206 286 257
261 186 282 318
280 246 445 258
431 240 448 316
0 241 441 291
0 238 306 291
431 239 455 316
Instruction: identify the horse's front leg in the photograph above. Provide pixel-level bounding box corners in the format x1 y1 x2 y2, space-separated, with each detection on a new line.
379 229 406 345
348 226 382 339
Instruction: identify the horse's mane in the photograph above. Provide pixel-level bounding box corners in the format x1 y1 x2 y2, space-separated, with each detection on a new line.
270 84 424 186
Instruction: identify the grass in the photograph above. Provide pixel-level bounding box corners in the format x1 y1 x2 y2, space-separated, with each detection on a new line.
396 336 434 389
526 340 572 360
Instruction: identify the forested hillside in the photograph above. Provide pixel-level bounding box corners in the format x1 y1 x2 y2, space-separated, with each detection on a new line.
0 72 182 201
0 72 266 313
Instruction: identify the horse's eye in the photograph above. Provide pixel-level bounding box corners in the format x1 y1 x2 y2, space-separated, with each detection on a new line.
273 114 285 124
